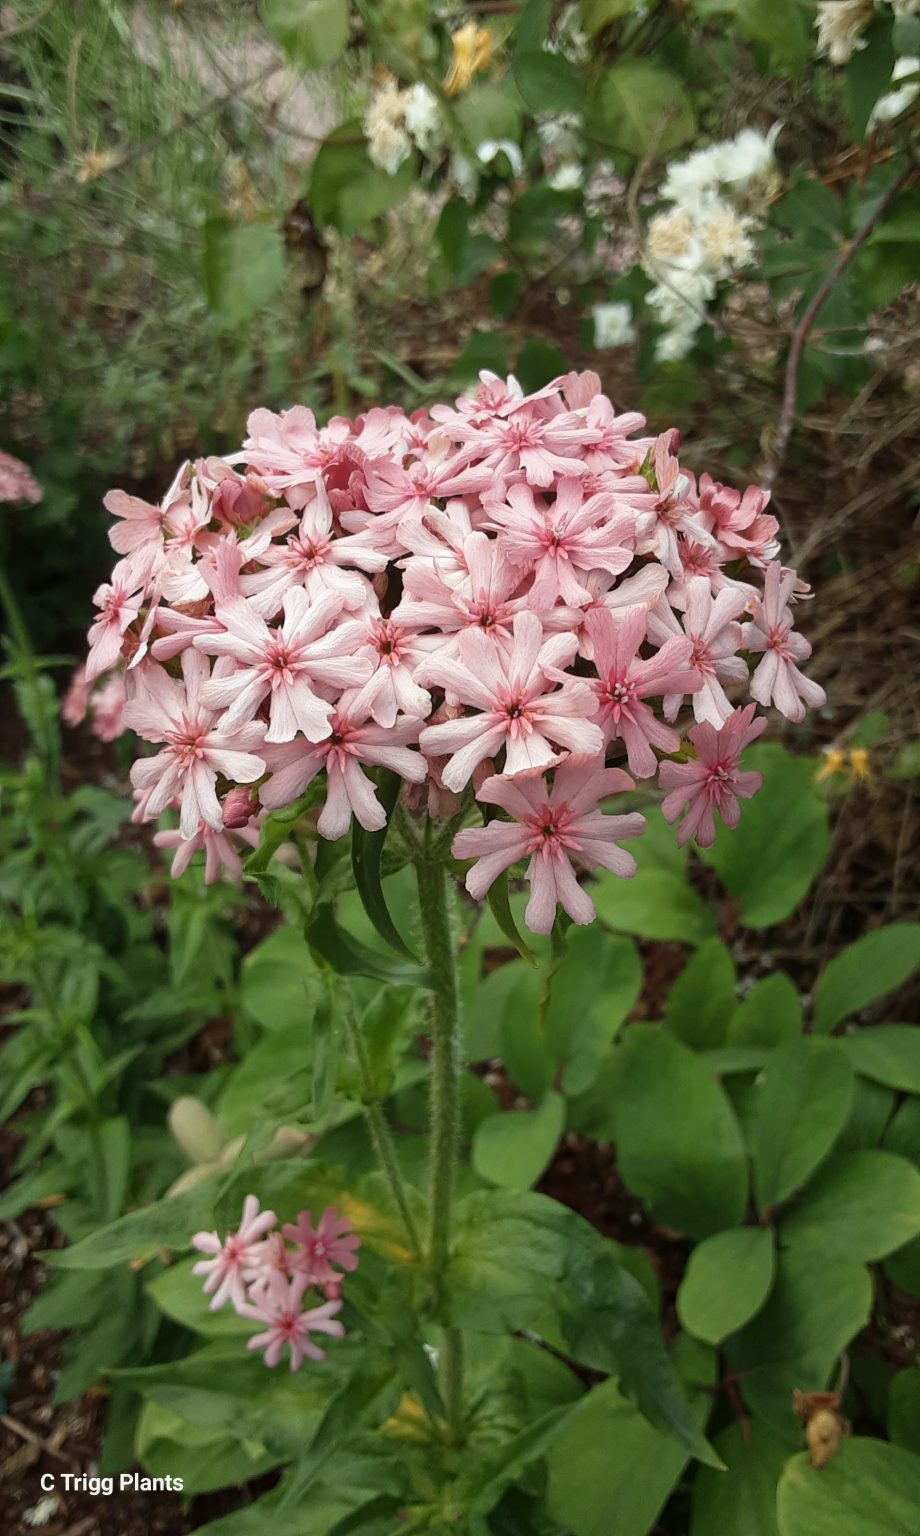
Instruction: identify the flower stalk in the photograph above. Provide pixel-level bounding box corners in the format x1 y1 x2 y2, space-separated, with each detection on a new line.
414 823 465 1441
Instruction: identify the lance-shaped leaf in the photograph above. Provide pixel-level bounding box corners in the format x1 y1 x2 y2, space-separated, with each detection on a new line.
350 770 418 961
305 904 433 989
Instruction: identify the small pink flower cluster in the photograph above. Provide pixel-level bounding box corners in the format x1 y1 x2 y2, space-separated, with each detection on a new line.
192 1197 360 1371
78 370 824 932
0 449 42 506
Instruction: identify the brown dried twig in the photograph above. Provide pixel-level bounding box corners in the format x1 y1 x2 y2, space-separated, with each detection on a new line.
762 161 917 492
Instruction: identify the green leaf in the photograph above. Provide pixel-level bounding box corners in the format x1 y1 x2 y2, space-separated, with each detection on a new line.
699 745 830 928
240 923 320 1032
612 1026 748 1237
147 1258 249 1338
448 1191 721 1465
435 198 501 288
580 0 634 32
847 17 897 140
592 867 715 943
546 1362 711 1536
883 1095 920 1166
513 49 585 114
835 1076 896 1153
350 773 417 961
136 1399 280 1497
202 218 285 329
309 124 416 235
885 1235 920 1296
842 1025 920 1092
727 972 802 1048
486 868 537 966
48 1184 219 1270
665 939 737 1051
889 1368 920 1454
590 62 696 157
812 925 920 1033
750 1036 855 1213
305 904 433 988
261 0 350 70
677 1228 776 1346
781 1149 920 1262
543 926 641 1094
691 1420 789 1536
472 1091 566 1191
777 1438 920 1536
515 336 570 393
458 1401 587 1517
726 1249 873 1431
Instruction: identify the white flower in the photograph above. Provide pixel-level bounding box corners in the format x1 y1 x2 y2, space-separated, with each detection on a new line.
364 81 412 176
549 161 584 191
647 272 716 329
695 204 756 275
869 55 920 125
815 1 872 66
404 83 445 155
660 146 724 210
713 125 781 188
654 325 697 363
451 151 479 201
477 139 524 177
891 0 919 17
537 113 583 159
646 207 705 270
592 302 636 349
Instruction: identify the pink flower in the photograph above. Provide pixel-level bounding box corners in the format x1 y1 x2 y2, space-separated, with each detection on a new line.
86 551 153 682
62 666 90 727
241 480 385 613
259 694 426 837
0 449 42 505
695 473 779 564
154 818 260 882
660 704 766 848
585 606 700 779
194 589 371 744
349 615 433 727
239 406 352 493
90 671 127 742
103 461 190 557
240 1274 344 1371
484 478 635 607
396 531 528 657
419 612 602 791
649 578 749 726
124 651 265 838
453 756 645 933
283 1206 361 1285
744 563 826 723
191 1195 278 1312
439 397 599 491
638 436 713 573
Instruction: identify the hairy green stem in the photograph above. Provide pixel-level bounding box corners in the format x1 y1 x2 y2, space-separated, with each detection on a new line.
414 837 465 1440
333 974 423 1264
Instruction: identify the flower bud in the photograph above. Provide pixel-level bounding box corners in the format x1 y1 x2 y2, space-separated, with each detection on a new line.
222 786 258 829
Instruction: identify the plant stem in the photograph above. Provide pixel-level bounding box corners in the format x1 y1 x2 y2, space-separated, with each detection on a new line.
333 974 423 1264
413 833 465 1441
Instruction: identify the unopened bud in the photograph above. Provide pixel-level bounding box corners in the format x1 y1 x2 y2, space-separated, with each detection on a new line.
222 786 258 829
324 1280 342 1302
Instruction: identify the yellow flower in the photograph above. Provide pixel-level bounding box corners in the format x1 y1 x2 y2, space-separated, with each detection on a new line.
815 749 846 782
75 148 124 184
444 21 496 96
849 747 871 780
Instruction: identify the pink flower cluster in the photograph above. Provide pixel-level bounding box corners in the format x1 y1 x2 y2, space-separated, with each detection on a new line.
78 370 824 932
192 1197 360 1371
0 449 42 506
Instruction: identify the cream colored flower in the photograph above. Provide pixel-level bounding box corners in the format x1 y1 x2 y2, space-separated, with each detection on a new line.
815 0 872 66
